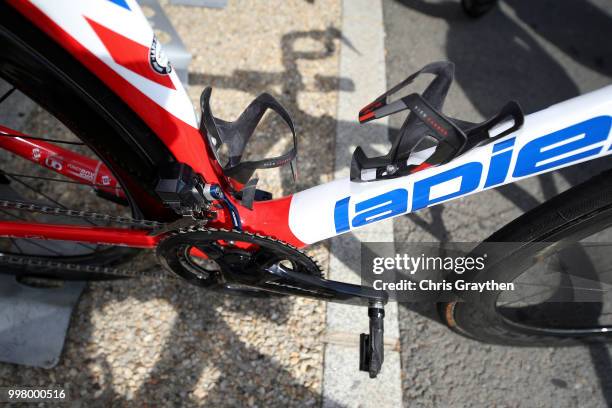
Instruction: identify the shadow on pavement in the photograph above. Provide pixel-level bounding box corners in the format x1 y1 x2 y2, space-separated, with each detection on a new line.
0 27 354 407
394 0 612 209
76 280 324 407
189 26 355 197
392 0 612 405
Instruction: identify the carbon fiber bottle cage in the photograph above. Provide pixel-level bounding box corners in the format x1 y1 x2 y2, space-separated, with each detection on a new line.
199 87 297 207
351 61 525 182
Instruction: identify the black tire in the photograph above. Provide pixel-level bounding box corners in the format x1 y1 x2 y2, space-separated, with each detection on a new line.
0 4 176 280
461 0 498 18
441 170 612 345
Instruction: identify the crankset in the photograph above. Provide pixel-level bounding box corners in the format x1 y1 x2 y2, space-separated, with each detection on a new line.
156 227 389 378
156 227 386 303
156 227 321 294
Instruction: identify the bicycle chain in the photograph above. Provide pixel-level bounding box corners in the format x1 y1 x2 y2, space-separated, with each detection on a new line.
0 199 165 229
0 198 322 282
0 252 177 280
0 197 175 280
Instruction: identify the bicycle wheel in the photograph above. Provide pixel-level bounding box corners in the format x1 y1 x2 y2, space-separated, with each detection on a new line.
0 4 173 280
440 169 612 345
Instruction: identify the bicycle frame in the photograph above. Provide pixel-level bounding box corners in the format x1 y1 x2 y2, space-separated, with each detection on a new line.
3 0 612 251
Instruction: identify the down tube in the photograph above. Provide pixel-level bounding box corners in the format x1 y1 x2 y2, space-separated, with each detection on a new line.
287 85 612 245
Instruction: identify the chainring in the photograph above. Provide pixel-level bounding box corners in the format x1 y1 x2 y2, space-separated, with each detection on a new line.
156 227 323 297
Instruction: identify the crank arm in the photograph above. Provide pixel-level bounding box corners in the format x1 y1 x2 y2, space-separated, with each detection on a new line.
265 264 388 306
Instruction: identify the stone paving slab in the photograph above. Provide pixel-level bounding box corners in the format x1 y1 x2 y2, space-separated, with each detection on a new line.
323 1 403 406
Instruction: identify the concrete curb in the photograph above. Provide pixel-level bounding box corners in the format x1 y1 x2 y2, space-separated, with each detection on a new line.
322 1 403 406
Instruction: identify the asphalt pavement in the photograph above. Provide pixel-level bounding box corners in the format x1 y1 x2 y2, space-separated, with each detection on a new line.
382 0 612 406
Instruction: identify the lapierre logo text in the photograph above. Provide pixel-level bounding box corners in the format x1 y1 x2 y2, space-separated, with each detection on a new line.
335 116 612 233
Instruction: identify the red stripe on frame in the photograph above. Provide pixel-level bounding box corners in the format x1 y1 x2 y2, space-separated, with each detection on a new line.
410 162 433 173
0 221 159 248
241 195 306 248
359 111 375 123
85 17 175 90
6 0 221 183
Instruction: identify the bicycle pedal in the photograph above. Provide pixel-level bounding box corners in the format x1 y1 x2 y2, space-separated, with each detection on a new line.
359 303 385 379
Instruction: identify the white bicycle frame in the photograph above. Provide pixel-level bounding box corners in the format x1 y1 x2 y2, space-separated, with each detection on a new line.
289 87 612 244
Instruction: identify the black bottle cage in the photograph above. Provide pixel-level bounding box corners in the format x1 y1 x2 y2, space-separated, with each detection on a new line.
199 87 297 206
351 61 524 182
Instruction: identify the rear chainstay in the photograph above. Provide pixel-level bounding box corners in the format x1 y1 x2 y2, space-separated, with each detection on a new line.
0 197 173 279
0 198 316 282
0 198 165 229
0 253 174 280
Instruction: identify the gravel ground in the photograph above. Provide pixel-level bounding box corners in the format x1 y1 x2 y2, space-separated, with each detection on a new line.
383 0 612 406
0 1 341 406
